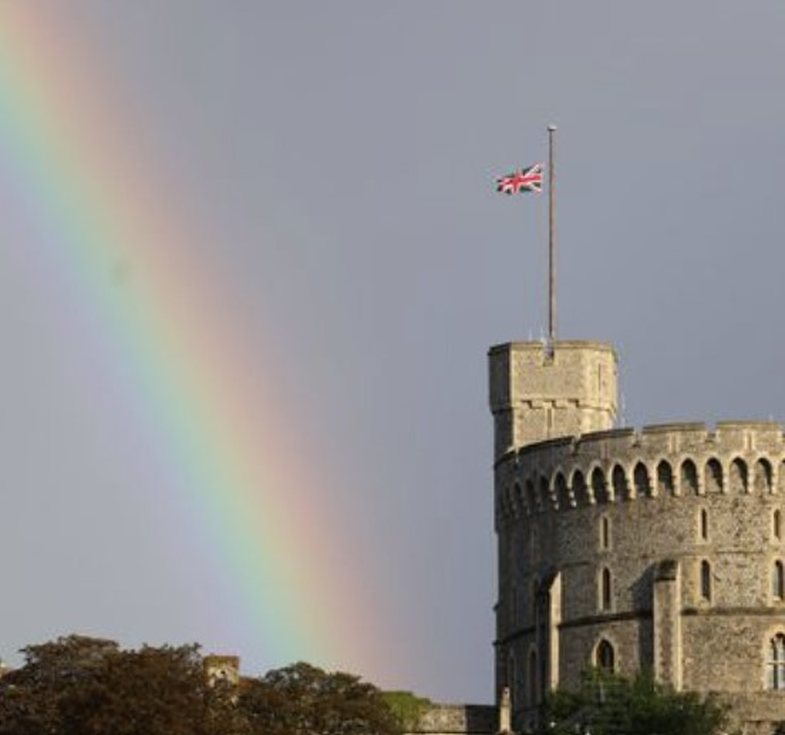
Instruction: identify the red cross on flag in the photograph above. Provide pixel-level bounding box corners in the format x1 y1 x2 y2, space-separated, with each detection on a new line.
495 163 544 195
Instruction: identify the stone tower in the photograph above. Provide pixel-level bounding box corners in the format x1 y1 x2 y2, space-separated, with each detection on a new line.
489 338 785 735
488 340 618 460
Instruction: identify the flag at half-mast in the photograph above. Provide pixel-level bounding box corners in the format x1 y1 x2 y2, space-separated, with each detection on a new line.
495 163 544 195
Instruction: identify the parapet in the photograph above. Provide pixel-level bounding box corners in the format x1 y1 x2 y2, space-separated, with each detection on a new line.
495 421 785 522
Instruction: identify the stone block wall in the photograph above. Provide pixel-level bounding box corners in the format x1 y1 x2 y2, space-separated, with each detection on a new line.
488 341 617 459
493 422 785 732
405 704 497 735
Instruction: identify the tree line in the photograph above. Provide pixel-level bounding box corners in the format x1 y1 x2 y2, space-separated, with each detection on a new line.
0 635 400 735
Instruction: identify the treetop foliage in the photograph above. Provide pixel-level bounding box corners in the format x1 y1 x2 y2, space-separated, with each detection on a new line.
540 670 729 735
240 661 401 735
0 635 402 735
382 691 433 731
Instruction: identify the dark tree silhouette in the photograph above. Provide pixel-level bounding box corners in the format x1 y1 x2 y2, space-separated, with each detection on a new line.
0 635 244 735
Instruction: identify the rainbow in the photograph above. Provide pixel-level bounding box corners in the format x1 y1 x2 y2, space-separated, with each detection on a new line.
0 5 385 675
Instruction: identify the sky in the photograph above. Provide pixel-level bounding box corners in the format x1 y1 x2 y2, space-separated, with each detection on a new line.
1 0 785 703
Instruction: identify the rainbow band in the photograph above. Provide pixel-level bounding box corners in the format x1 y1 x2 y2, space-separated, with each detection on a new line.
0 4 383 673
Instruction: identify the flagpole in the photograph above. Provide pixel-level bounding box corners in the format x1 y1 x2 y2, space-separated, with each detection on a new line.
547 124 557 351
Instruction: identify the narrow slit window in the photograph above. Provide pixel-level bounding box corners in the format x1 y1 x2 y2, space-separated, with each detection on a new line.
775 510 782 541
600 516 610 550
700 509 709 541
700 560 712 601
600 568 612 611
774 561 785 601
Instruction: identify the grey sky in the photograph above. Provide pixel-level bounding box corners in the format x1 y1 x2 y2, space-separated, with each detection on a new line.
1 1 785 702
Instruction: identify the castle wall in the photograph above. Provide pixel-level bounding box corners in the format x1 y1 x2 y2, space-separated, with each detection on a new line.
405 704 497 735
494 421 785 731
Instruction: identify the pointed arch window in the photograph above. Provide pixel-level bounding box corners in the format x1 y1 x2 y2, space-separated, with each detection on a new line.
595 639 615 674
700 560 712 601
774 561 785 601
657 461 675 495
767 634 785 690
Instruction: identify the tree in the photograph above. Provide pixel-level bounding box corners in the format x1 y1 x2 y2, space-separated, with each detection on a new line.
540 670 728 735
0 635 246 735
238 661 401 735
382 691 432 732
0 636 400 735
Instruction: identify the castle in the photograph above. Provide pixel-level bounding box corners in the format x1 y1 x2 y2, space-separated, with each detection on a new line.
488 339 785 734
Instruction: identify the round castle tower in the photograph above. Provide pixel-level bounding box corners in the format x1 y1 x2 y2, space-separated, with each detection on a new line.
489 340 785 734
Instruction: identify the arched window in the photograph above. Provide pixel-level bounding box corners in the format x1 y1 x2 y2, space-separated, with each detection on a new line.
540 476 551 510
572 471 589 507
775 510 782 541
756 459 773 494
681 459 699 495
528 649 539 705
612 465 627 500
600 567 612 611
730 458 748 494
657 461 675 496
699 508 709 541
525 480 537 515
595 639 615 674
592 467 609 504
700 560 712 601
768 634 785 690
600 516 611 551
774 562 785 601
555 473 571 510
634 462 650 497
705 458 723 494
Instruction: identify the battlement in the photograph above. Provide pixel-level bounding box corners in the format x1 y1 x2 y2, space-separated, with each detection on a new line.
495 421 785 522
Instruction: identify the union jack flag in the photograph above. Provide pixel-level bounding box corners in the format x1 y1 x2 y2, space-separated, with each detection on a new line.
495 163 544 195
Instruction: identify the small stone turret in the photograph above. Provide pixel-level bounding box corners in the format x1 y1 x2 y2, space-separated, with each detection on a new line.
488 341 618 460
203 655 240 687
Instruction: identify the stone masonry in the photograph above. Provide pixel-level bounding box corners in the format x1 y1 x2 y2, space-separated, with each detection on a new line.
489 339 785 734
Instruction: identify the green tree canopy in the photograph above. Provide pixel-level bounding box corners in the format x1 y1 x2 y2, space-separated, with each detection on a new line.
238 661 400 735
540 670 728 735
0 636 401 735
0 635 243 735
